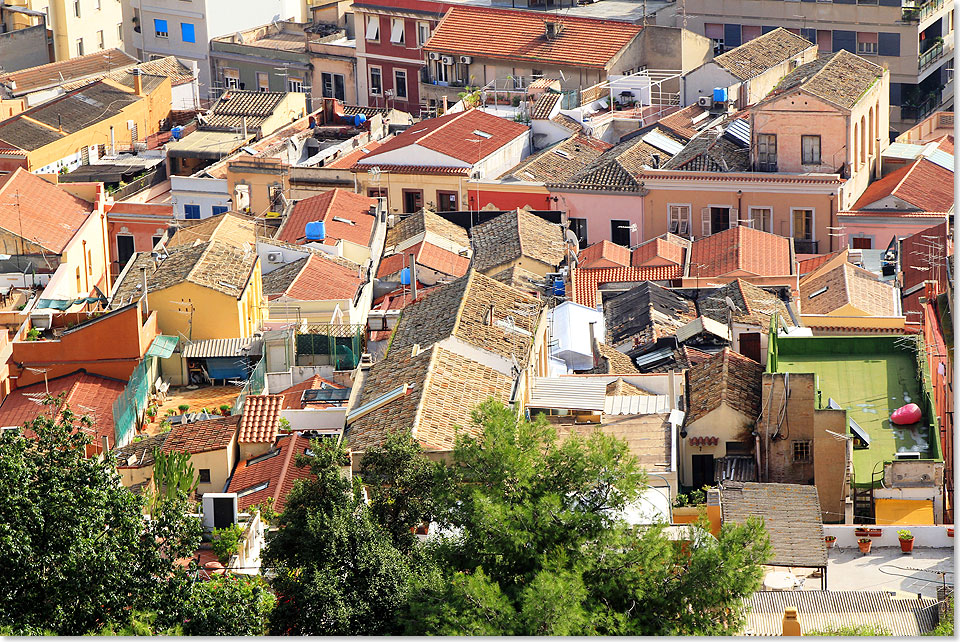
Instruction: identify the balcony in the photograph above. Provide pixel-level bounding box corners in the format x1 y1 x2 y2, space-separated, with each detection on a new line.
901 92 942 121
919 40 945 70
902 0 946 23
794 239 819 254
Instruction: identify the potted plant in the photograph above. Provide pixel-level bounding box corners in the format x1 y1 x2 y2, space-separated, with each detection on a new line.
824 535 837 549
898 529 915 553
178 404 190 415
146 406 158 423
857 537 872 554
219 404 231 416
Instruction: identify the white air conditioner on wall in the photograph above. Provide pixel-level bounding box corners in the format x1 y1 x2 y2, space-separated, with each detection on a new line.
459 56 472 64
267 251 283 263
441 55 455 65
697 96 712 108
428 52 440 61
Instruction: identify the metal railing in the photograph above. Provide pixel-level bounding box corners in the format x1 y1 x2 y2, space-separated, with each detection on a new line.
793 239 819 254
901 93 941 122
919 41 945 70
231 356 265 416
112 356 154 448
108 165 167 200
902 0 946 22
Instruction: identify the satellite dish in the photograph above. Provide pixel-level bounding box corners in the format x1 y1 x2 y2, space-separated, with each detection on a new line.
724 296 738 311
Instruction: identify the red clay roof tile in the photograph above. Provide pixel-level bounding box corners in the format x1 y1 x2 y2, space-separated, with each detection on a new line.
227 432 314 512
161 415 239 455
377 241 470 280
853 158 953 213
277 189 377 247
577 239 630 269
570 265 683 308
0 168 93 253
689 226 793 278
238 395 283 443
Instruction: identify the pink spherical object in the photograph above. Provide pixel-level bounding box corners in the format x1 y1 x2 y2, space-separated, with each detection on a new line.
890 403 922 425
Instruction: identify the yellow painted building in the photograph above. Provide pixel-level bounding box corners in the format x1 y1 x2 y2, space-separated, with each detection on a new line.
8 0 125 61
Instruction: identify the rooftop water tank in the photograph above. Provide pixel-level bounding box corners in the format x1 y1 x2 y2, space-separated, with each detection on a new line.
553 278 565 297
305 220 325 241
171 125 183 141
400 267 411 285
712 87 728 103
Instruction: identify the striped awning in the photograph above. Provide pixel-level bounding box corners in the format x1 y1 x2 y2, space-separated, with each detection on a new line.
182 337 262 359
145 335 178 359
604 394 671 415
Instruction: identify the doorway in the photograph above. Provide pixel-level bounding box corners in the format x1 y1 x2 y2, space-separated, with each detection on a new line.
740 332 761 362
403 189 423 213
116 235 135 270
691 454 715 489
710 206 730 233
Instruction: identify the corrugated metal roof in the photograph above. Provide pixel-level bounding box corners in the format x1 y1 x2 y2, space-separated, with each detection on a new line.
604 394 671 415
527 377 607 411
146 335 178 359
921 147 954 172
182 337 263 359
714 455 757 482
723 118 751 148
743 591 940 636
882 142 925 160
641 130 685 156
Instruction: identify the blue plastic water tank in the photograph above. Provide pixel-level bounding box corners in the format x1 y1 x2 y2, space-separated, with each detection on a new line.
171 125 183 141
305 220 326 241
553 278 565 297
713 87 728 103
400 267 411 285
355 113 367 127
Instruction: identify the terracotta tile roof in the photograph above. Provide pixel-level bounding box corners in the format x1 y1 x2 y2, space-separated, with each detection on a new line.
488 265 544 295
471 208 566 273
690 226 793 278
161 415 239 455
853 158 953 213
425 6 642 69
555 129 685 191
389 269 544 362
686 348 763 424
935 134 954 154
113 432 169 468
769 50 884 110
604 281 696 350
578 240 631 269
697 279 795 333
606 377 652 396
385 209 471 249
798 251 842 277
713 28 813 81
227 432 315 512
206 90 290 131
561 415 671 470
0 48 138 94
238 395 283 443
800 261 898 317
656 104 710 139
278 375 344 409
262 253 363 301
357 109 529 166
277 189 377 247
570 265 684 308
324 139 384 169
377 241 470 280
351 164 471 176
576 340 640 375
501 134 612 183
551 113 584 133
530 92 562 120
347 343 515 452
631 235 688 268
60 55 195 91
0 168 92 253
167 211 257 251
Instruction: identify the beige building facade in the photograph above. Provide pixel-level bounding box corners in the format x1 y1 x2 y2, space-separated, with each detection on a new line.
8 0 124 61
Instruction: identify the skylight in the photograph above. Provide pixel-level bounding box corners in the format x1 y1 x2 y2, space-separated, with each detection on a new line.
808 286 828 299
332 216 356 225
554 149 571 159
237 481 269 497
472 130 493 139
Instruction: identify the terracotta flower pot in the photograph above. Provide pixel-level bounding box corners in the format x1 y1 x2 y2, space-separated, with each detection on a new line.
858 539 872 553
899 538 914 553
825 537 836 549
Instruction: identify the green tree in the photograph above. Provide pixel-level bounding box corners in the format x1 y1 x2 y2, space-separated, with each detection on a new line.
173 574 276 636
405 400 772 636
359 429 446 549
0 402 202 635
264 437 412 635
928 595 953 637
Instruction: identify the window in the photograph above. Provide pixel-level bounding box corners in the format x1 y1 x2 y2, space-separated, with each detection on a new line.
434 60 449 83
212 205 228 216
610 219 631 247
117 23 123 41
287 76 304 93
436 190 457 211
116 235 135 268
237 481 268 497
154 18 168 38
369 67 382 95
181 22 195 43
569 218 588 248
183 204 201 219
97 30 104 49
198 469 212 483
402 189 423 213
756 133 777 171
857 31 878 55
792 440 812 463
817 30 832 53
801 135 821 165
792 208 814 241
365 14 379 41
390 18 405 44
151 235 163 248
705 23 724 54
256 72 269 92
417 21 431 46
74 0 81 17
668 204 691 235
87 249 93 275
749 207 772 233
223 68 239 89
76 38 84 56
322 72 345 101
76 267 81 291
394 69 407 99
95 0 101 8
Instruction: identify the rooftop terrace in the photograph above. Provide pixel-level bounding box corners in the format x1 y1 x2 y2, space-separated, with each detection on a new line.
769 335 941 486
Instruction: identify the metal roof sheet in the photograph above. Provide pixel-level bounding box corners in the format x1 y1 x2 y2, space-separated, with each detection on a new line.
182 337 263 359
723 118 751 148
527 376 608 411
882 142 926 160
676 315 732 343
641 130 685 156
146 335 179 359
604 394 671 415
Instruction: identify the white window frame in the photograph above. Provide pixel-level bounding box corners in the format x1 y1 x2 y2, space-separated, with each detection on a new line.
667 203 691 236
365 14 379 42
417 21 431 46
76 38 84 56
703 204 736 238
394 69 407 99
434 60 449 83
390 17 405 45
287 76 304 93
256 72 269 92
790 207 816 241
856 32 878 55
97 29 104 49
748 206 773 233
369 66 382 95
223 68 240 89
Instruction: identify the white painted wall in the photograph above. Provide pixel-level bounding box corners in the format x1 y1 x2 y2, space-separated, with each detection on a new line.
170 175 230 219
279 407 347 431
682 63 739 107
823 524 954 548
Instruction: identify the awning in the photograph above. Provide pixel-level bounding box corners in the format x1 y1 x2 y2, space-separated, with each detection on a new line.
145 335 178 359
182 337 262 359
875 498 934 525
527 377 607 412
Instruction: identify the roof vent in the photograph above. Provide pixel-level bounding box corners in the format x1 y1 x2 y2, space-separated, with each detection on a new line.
471 130 493 139
544 19 563 40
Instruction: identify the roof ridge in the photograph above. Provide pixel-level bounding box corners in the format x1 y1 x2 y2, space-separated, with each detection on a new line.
274 432 301 497
735 279 753 315
409 345 439 442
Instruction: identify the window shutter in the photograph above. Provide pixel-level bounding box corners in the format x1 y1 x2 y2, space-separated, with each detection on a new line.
701 207 711 237
730 208 740 227
723 23 742 49
878 32 900 57
832 30 856 53
367 15 379 40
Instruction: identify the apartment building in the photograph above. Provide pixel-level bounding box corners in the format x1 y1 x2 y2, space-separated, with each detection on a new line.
121 0 303 99
6 0 124 62
671 0 954 129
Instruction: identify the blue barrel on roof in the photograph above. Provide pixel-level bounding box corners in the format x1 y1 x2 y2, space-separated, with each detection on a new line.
713 87 728 103
400 267 411 285
171 125 183 141
355 113 367 127
305 220 325 241
553 278 565 297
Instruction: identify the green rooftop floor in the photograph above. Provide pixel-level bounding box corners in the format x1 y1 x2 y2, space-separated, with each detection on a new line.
775 352 935 486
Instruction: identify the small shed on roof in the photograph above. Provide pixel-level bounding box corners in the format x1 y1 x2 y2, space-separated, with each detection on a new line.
720 481 828 587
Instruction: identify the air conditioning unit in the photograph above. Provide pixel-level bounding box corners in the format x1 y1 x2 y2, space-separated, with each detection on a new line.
441 55 455 65
697 96 712 108
428 52 441 61
459 55 473 64
266 251 283 263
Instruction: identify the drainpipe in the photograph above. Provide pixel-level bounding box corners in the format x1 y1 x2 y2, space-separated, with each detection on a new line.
829 192 836 252
81 239 89 292
140 266 148 314
875 138 882 179
668 367 676 410
408 252 417 301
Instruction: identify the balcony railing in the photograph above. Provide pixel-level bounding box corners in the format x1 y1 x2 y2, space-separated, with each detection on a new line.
902 0 946 22
901 92 941 121
794 239 819 254
919 41 945 70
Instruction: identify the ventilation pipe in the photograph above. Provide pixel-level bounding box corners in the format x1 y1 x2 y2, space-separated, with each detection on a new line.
409 253 418 301
588 321 599 367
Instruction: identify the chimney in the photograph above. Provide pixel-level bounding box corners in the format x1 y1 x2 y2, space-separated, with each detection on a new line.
875 138 882 179
588 321 599 367
132 67 143 97
545 19 563 39
668 368 677 410
781 608 802 636
409 252 417 301
140 266 149 314
242 115 248 139
651 153 660 169
484 304 494 326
